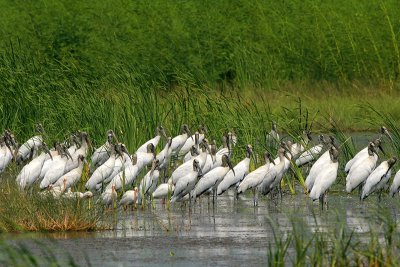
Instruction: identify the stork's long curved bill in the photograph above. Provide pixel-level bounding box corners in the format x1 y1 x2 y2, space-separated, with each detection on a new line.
227 160 235 176
379 144 386 156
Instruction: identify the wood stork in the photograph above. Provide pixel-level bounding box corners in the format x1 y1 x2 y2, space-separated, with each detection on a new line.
153 182 174 199
170 124 192 156
192 155 234 201
137 159 160 204
66 133 80 155
52 155 86 192
0 135 13 173
217 144 254 196
170 140 209 185
266 121 279 149
156 137 173 180
107 154 139 191
179 125 207 157
85 144 122 191
295 135 326 166
304 136 337 193
201 141 216 174
345 125 392 173
345 138 384 174
135 143 156 171
361 157 397 201
102 143 127 185
309 146 340 208
237 152 275 206
213 135 231 168
183 132 200 162
38 142 63 181
15 123 44 165
119 187 139 209
136 126 167 154
65 132 90 173
170 159 202 203
290 131 312 158
258 147 290 196
91 130 115 171
389 170 400 197
40 145 72 189
17 143 52 189
346 143 378 194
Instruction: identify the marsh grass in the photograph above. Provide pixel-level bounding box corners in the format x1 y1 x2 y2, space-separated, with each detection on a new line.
0 174 101 232
266 208 400 266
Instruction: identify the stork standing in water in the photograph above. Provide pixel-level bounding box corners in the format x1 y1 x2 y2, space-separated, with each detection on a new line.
237 152 275 206
345 126 392 173
170 159 202 203
217 144 254 197
258 146 291 197
192 155 234 203
120 187 139 209
361 157 397 201
346 143 378 195
137 159 160 205
304 136 337 193
309 146 340 209
136 126 167 154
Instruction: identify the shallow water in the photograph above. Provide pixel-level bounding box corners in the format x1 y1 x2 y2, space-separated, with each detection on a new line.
9 190 400 267
3 132 399 266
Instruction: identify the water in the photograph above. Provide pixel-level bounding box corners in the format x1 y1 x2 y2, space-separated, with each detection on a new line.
3 132 399 266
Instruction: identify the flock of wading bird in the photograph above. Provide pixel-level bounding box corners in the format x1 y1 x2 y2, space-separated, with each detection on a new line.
0 123 400 209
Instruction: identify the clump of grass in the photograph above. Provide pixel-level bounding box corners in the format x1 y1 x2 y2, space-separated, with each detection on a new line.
0 175 101 232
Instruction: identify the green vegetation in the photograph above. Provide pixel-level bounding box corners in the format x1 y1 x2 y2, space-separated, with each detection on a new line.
1 0 400 145
0 171 101 232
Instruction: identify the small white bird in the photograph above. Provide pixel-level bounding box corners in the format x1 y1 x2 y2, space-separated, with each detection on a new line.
137 159 160 204
309 146 340 208
361 157 397 201
136 126 167 154
170 124 192 156
100 184 117 207
63 190 93 199
217 144 254 196
238 152 274 205
346 143 378 194
389 170 400 197
192 155 234 201
119 187 139 208
171 159 202 203
91 130 115 170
